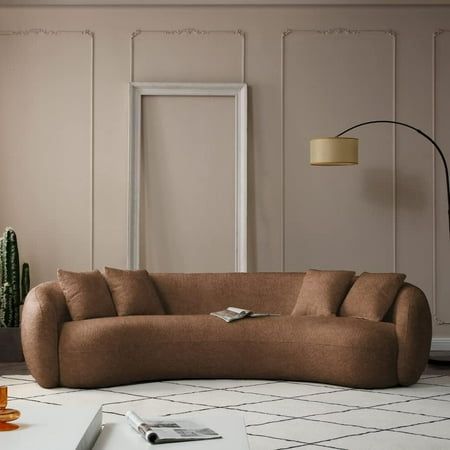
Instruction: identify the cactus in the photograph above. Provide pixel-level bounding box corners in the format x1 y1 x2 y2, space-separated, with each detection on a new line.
21 263 30 304
0 283 10 327
0 228 30 327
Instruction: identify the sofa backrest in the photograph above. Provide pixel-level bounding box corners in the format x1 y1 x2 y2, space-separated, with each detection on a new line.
150 272 305 315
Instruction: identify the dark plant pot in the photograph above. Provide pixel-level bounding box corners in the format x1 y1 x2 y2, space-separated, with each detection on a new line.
0 327 24 362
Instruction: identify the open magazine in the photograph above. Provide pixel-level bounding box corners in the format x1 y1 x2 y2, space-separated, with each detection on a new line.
210 306 280 323
126 411 222 445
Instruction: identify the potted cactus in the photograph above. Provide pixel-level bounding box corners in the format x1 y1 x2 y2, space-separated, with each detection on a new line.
0 227 30 362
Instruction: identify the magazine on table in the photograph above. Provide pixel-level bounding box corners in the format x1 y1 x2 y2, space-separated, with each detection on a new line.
210 306 280 323
126 411 222 445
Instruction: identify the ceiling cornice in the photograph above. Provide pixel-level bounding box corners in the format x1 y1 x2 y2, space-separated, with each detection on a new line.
1 0 450 6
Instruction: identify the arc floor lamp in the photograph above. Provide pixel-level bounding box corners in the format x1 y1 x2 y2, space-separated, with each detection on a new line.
310 120 450 363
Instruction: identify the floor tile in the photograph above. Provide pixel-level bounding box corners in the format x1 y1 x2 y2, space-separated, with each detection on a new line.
331 429 450 449
434 394 450 401
195 406 285 426
103 397 207 416
301 390 408 407
8 398 61 407
233 382 343 398
398 419 450 439
35 389 139 407
379 398 450 418
235 398 354 418
298 446 345 449
419 375 450 387
1 374 35 381
310 407 439 429
103 381 209 398
162 407 237 420
372 383 450 398
288 381 348 391
247 434 303 450
0 376 34 386
249 417 371 443
3 371 450 449
167 389 271 407
420 374 446 380
241 410 291 426
172 379 275 389
7 382 78 398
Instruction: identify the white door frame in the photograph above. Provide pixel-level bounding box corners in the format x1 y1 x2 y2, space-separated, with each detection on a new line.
128 82 248 272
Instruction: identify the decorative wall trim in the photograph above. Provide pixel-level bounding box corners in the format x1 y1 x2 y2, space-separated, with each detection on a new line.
0 28 93 37
280 28 397 272
129 29 245 83
128 82 248 271
1 0 450 5
0 28 95 270
432 29 450 325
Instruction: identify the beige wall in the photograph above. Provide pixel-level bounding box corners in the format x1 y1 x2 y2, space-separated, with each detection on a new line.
0 5 450 343
141 95 236 272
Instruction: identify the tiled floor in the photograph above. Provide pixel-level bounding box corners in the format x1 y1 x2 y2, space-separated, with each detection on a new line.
1 370 450 449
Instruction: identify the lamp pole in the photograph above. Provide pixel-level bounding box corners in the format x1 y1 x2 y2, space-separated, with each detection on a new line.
336 120 450 236
335 120 450 364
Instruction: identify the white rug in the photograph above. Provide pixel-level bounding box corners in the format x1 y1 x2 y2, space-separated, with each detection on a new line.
2 374 450 449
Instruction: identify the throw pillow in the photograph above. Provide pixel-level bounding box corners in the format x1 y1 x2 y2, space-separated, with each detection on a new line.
339 272 406 321
292 269 355 316
57 269 116 321
104 267 165 316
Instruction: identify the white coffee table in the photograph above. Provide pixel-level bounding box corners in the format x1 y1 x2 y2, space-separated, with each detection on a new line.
93 411 250 450
2 399 102 450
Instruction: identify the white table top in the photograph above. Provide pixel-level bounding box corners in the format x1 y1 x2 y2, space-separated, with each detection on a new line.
93 412 250 450
3 399 101 450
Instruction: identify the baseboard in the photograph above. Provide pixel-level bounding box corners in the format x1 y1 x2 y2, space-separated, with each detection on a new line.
431 337 450 352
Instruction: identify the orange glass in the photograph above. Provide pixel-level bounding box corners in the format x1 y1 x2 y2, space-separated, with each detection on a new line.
0 386 20 431
0 386 6 409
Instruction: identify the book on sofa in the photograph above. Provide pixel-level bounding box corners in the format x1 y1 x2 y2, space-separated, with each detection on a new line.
126 411 222 444
210 307 280 323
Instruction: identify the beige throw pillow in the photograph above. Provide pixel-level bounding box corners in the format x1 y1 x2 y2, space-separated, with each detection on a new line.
292 269 355 316
57 269 116 321
104 267 165 316
339 272 406 321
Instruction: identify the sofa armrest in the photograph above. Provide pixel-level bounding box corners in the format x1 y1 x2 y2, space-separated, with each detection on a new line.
387 283 432 386
21 281 71 388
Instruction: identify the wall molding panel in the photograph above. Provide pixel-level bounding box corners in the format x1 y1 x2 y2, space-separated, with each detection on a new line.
432 29 450 325
129 28 246 82
128 82 247 272
0 28 95 272
281 28 397 272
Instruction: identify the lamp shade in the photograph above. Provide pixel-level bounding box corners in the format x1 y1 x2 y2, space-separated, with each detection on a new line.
310 137 359 166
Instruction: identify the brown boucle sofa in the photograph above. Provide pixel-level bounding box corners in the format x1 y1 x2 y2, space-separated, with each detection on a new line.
21 273 432 389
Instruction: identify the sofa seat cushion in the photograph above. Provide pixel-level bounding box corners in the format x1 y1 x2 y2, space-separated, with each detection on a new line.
58 315 398 389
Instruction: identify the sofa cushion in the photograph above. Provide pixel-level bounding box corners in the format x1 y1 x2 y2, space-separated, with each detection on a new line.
340 272 406 321
292 269 355 317
58 314 398 388
104 267 164 316
57 269 116 321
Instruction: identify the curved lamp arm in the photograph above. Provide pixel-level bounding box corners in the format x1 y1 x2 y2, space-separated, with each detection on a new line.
336 120 450 236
